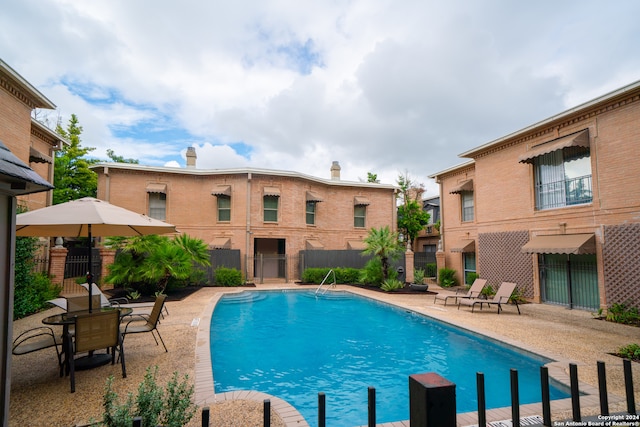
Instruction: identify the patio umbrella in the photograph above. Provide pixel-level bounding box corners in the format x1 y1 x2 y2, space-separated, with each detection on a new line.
15 197 178 311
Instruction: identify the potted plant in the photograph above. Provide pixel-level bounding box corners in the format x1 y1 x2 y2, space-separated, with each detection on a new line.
409 269 429 291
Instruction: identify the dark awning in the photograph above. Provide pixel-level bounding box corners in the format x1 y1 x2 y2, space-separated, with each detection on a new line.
354 196 370 206
450 239 475 253
29 146 52 164
263 186 280 197
306 191 323 202
211 185 231 196
521 233 595 254
449 179 473 194
146 183 167 193
518 129 590 164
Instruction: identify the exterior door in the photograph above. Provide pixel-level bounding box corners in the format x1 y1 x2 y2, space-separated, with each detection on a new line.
539 254 599 310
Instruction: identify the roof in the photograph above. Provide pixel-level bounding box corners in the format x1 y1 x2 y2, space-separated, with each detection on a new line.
0 140 54 195
459 79 640 159
0 59 56 109
91 162 398 190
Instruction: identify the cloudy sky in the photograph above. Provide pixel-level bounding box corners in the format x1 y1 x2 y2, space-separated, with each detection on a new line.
3 0 640 195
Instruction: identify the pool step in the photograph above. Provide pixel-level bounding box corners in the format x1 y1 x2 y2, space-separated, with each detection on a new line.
220 291 267 304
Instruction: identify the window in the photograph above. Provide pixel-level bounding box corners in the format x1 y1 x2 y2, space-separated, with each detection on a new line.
306 201 317 225
217 195 231 222
263 195 279 222
354 205 366 228
461 192 474 222
534 150 592 210
148 192 166 220
463 252 477 285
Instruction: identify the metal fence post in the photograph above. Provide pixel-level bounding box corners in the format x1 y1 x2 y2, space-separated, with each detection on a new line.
476 372 486 427
263 398 271 427
570 363 581 421
597 361 609 416
540 366 551 426
624 359 636 415
201 406 210 427
368 387 376 427
318 392 326 427
510 369 520 427
409 373 456 427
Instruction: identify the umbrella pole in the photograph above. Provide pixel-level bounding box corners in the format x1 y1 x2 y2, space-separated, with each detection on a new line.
87 224 93 312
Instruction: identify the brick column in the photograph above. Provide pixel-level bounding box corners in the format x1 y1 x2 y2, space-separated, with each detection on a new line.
405 247 414 284
99 247 117 289
48 246 68 287
436 242 446 284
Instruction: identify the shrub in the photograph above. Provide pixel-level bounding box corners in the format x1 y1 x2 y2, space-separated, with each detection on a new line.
301 267 363 284
618 343 640 361
214 267 243 287
301 268 329 284
606 302 640 325
438 268 458 288
359 258 384 286
334 267 361 284
424 263 437 277
381 278 404 292
465 272 480 286
102 366 197 427
480 285 496 298
413 269 425 284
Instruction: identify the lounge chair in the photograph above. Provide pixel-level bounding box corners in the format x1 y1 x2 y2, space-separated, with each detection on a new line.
66 309 126 393
47 283 111 311
458 282 520 314
434 278 487 306
121 294 168 352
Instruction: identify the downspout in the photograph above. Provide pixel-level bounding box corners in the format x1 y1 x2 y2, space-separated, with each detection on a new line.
104 166 110 202
245 173 252 282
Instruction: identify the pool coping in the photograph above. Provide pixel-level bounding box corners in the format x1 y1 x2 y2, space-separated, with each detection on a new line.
194 286 624 427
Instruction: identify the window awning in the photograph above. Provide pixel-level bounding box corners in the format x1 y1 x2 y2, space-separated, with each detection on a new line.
146 183 167 193
306 239 324 250
263 186 280 196
211 185 231 196
521 233 595 254
449 179 473 194
29 147 52 164
210 237 231 249
347 240 366 250
518 129 590 164
306 191 323 202
450 239 475 253
354 196 370 206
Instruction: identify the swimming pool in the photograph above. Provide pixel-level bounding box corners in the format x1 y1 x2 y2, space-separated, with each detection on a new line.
210 290 569 426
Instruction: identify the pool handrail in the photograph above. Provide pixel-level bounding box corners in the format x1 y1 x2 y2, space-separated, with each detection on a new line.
315 269 337 296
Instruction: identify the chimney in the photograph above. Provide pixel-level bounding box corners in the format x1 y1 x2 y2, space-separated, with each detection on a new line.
186 147 197 168
330 161 341 180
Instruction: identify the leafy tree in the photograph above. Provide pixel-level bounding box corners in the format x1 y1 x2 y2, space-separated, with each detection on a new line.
362 226 403 281
106 149 139 164
367 172 379 183
54 114 98 203
396 172 430 248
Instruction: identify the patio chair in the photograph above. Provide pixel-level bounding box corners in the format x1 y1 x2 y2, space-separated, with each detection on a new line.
458 282 520 314
121 294 168 352
66 294 103 313
66 309 126 393
109 295 169 319
434 278 487 306
12 326 62 369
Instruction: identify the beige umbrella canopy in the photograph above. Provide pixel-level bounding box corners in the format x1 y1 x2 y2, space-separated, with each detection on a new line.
16 197 178 310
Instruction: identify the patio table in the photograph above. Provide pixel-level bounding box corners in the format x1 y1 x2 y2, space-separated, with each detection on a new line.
42 307 132 372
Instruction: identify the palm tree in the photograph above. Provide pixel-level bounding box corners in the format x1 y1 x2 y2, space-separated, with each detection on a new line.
362 226 403 280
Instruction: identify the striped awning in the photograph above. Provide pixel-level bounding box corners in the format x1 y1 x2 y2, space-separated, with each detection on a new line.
521 233 595 254
449 180 473 194
211 185 231 196
146 183 167 193
519 129 590 164
263 186 280 196
450 239 475 253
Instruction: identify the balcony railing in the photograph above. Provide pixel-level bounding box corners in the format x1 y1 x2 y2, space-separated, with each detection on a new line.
536 175 592 210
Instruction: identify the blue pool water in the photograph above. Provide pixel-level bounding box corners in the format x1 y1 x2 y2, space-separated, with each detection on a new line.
211 290 569 426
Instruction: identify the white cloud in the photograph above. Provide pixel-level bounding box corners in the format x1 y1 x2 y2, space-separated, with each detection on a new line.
3 0 640 189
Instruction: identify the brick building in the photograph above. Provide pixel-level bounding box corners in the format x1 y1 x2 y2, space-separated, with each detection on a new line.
0 60 59 424
92 157 397 281
430 80 640 311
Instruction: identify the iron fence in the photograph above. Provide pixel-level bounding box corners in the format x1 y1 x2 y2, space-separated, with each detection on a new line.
131 360 636 427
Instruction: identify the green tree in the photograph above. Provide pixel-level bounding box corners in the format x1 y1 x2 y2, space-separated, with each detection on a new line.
367 172 379 183
105 234 210 294
54 114 98 204
106 149 139 164
396 173 430 248
362 226 403 281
